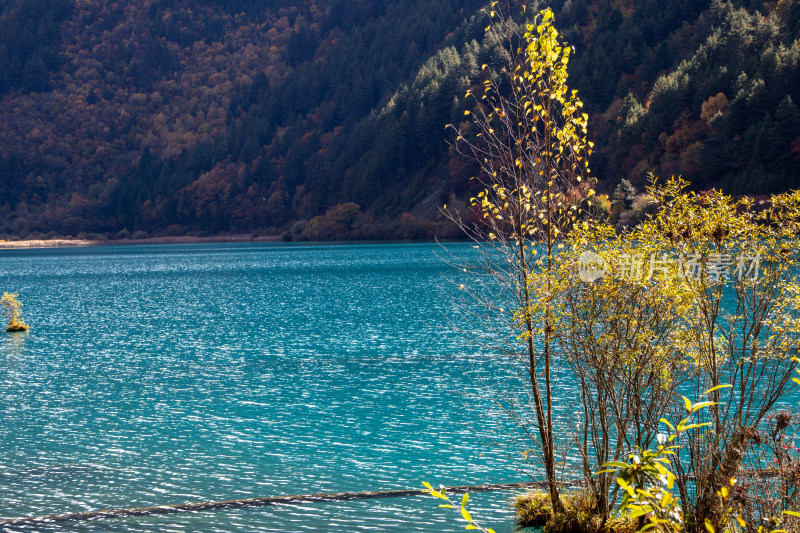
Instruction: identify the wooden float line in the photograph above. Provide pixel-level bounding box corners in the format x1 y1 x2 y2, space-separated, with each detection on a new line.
0 481 551 526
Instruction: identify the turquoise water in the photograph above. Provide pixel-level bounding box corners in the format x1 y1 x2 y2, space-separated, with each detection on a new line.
0 243 534 532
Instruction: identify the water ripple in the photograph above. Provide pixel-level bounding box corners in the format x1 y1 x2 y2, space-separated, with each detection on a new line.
0 243 545 532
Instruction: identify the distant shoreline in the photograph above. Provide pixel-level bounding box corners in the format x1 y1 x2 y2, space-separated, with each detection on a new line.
0 235 282 249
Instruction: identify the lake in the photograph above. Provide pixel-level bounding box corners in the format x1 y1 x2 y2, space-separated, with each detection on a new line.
0 242 537 532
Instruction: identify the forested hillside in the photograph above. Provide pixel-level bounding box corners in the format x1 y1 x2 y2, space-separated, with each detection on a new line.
594 1 800 194
0 0 798 240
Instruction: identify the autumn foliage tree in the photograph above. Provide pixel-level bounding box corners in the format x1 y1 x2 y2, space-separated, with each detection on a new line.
568 178 800 533
445 4 591 512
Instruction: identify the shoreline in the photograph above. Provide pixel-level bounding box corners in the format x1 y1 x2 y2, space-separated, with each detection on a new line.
0 234 282 249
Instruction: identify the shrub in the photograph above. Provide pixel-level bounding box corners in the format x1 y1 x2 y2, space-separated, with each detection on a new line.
302 203 363 240
734 410 800 532
0 292 29 332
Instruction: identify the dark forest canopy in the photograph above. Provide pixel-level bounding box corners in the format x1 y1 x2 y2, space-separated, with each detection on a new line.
0 0 798 240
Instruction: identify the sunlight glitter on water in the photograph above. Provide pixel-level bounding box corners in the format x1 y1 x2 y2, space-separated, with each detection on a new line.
0 243 538 532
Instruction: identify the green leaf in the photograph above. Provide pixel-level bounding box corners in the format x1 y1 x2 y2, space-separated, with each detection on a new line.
629 508 647 519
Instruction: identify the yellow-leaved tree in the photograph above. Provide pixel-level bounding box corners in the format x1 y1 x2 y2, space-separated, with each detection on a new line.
561 177 800 532
438 5 800 532
444 3 591 513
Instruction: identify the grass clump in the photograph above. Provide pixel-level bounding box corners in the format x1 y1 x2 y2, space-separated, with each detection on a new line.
513 489 637 533
513 489 553 528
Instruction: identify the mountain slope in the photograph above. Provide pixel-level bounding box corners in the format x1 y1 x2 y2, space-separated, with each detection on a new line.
0 0 797 240
594 1 800 193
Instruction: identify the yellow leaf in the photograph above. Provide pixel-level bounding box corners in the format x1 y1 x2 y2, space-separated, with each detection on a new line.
690 401 718 413
703 384 732 395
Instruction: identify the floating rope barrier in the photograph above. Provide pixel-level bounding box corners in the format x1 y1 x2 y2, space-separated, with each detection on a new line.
0 480 551 526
